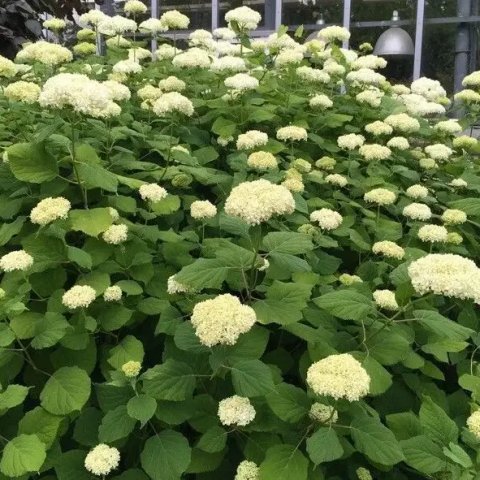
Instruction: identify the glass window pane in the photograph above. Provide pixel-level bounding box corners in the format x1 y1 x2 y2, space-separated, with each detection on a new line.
282 0 343 28
425 0 457 18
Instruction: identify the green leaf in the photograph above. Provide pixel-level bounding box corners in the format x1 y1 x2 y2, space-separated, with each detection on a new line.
141 430 191 480
351 416 404 466
448 197 480 215
262 232 313 254
414 310 473 341
69 208 113 237
231 360 275 397
400 435 445 474
265 383 310 423
107 335 144 369
306 428 344 464
197 426 227 453
0 385 29 411
259 445 308 480
0 434 46 477
7 142 58 183
419 396 458 445
55 450 97 480
67 246 93 270
143 360 196 401
175 258 228 290
151 195 181 215
76 163 118 192
313 290 373 321
31 312 71 349
0 217 25 247
253 281 312 325
40 366 91 415
18 407 63 448
442 442 472 468
98 304 133 332
98 405 137 442
127 395 157 426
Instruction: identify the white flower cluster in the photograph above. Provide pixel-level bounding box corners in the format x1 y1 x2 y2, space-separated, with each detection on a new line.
211 56 246 73
30 197 71 225
98 16 137 36
306 353 370 401
384 113 420 133
401 93 446 116
160 10 189 29
309 403 338 423
4 81 41 104
411 76 446 101
467 411 480 439
113 59 142 75
359 144 391 161
424 144 453 161
104 286 122 302
236 131 268 150
103 80 131 101
353 55 387 70
79 9 107 26
225 179 295 225
191 294 256 346
224 73 259 91
309 94 333 109
450 178 468 188
372 241 405 260
441 209 467 225
102 224 128 244
373 290 399 311
156 44 176 59
418 224 448 243
356 88 384 107
172 48 211 69
0 250 33 272
364 188 397 206
402 203 432 221
364 121 393 136
0 55 17 77
122 360 142 377
139 18 166 33
387 136 409 150
152 92 194 116
275 49 304 67
190 200 217 219
455 89 480 103
318 25 350 42
408 254 480 303
225 6 261 31
62 285 97 309
234 460 259 480
277 126 308 142
38 73 121 118
218 395 256 426
346 68 386 85
406 184 428 199
435 119 462 134
310 208 343 230
139 183 168 202
16 41 72 66
84 444 120 476
297 67 330 84
124 0 147 15
325 173 347 187
247 151 277 170
337 133 365 150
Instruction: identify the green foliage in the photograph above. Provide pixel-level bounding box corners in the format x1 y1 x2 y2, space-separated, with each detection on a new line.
0 14 479 480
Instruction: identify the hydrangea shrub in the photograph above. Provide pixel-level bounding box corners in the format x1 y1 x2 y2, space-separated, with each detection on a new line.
0 4 480 479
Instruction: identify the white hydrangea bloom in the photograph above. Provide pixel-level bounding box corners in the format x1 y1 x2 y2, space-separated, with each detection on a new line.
401 93 446 116
79 9 107 27
102 80 131 101
225 179 295 225
102 224 128 245
373 290 399 311
30 197 71 225
16 41 72 66
122 360 142 377
113 59 142 75
62 285 97 309
191 294 256 346
224 73 259 91
282 177 304 193
236 130 268 150
339 273 363 285
418 224 448 243
450 178 468 188
155 44 177 59
387 136 410 150
364 121 393 136
213 27 236 40
218 395 256 426
453 136 477 150
172 48 211 68
346 68 386 85
406 184 429 199
307 353 370 401
297 66 330 84
356 88 384 107
325 173 347 187
152 92 194 116
4 81 41 103
234 460 259 480
225 6 261 31
424 144 453 161
190 200 217 219
124 0 148 15
211 56 246 73
309 403 338 423
247 151 278 170
160 10 190 29
467 411 480 439
275 49 304 67
359 144 392 161
309 94 333 109
139 183 167 202
98 16 137 36
84 444 120 476
0 250 33 272
0 56 18 78
372 241 405 260
441 209 467 225
384 113 420 133
408 254 480 303
411 76 446 101
364 188 397 206
352 54 387 70
337 133 365 150
310 208 343 230
139 18 167 33
128 47 152 62
104 286 122 302
434 119 462 134
402 203 432 221
277 126 308 142
318 25 350 42
138 84 162 100
455 89 480 103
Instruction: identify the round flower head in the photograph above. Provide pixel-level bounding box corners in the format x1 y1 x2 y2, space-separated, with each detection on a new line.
373 289 399 311
4 81 41 104
0 55 17 77
447 232 463 245
282 177 304 193
309 94 333 109
160 10 190 29
453 135 477 150
122 360 142 377
309 403 338 423
372 241 405 260
358 144 392 161
236 131 268 150
128 47 152 62
402 203 432 221
139 18 166 33
346 68 386 85
455 89 480 103
139 183 168 203
16 41 72 66
306 353 370 401
467 411 480 439
152 92 193 116
225 179 295 225
365 121 393 136
79 9 107 27
43 17 67 31
450 178 468 188
297 67 330 84
225 6 261 31
213 27 237 40
356 88 384 107
387 136 410 150
113 59 142 75
441 209 467 225
124 0 148 15
62 285 96 309
325 173 347 187
292 158 311 173
337 133 365 150
84 444 120 476
104 286 122 302
218 395 256 426
103 80 131 102
406 184 428 199
418 224 448 243
419 158 437 170
0 250 33 272
357 467 373 480
172 48 210 69
411 76 446 101
384 113 420 133
318 25 350 42
191 294 256 346
190 200 217 220
364 188 397 206
30 197 71 225
316 156 336 170
275 49 304 67
156 44 177 59
138 84 162 100
310 208 343 231
102 224 128 245
276 126 308 142
408 253 480 303
159 76 186 92
339 273 362 285
434 119 462 134
73 42 97 56
247 151 277 170
235 460 259 480
224 73 259 91
424 144 453 161
211 56 246 73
